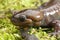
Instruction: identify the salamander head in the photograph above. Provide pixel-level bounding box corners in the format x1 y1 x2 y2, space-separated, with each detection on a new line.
11 9 44 27
11 14 33 27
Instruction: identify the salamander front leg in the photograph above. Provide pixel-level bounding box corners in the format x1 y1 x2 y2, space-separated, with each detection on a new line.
20 27 38 40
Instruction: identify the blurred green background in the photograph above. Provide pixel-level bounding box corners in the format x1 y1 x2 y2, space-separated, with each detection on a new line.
0 0 60 40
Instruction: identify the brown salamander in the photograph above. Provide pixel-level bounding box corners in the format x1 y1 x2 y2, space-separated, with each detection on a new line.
10 0 60 40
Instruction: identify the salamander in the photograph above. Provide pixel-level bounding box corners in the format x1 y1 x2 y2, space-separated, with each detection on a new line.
10 0 60 40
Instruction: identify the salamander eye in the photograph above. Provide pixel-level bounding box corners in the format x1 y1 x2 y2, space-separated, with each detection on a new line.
19 15 26 22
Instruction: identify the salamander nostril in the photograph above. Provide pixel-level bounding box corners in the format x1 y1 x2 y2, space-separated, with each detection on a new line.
19 15 26 22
